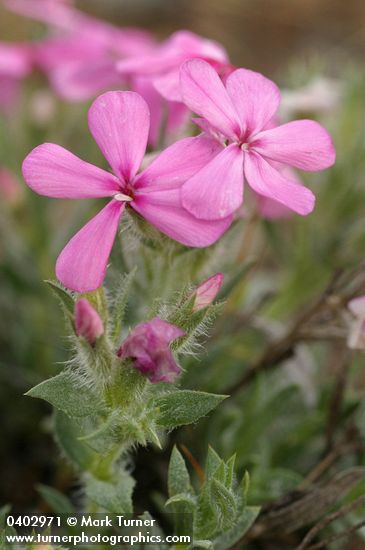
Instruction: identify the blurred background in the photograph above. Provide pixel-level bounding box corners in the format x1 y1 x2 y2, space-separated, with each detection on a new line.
2 1 365 548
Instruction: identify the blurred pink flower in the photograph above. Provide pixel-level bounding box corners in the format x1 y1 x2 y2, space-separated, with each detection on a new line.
179 60 336 221
75 298 104 346
193 273 224 312
0 168 23 205
0 42 32 109
5 0 156 102
22 91 232 292
117 317 185 383
280 77 342 119
117 30 232 103
347 296 365 350
118 30 233 146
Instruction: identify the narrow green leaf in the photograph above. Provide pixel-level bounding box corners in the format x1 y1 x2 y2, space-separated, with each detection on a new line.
205 446 223 479
212 506 260 550
165 493 196 510
37 484 75 514
45 280 75 315
26 371 104 418
225 455 236 490
241 471 250 505
156 391 227 429
210 479 237 529
189 540 213 549
168 446 192 497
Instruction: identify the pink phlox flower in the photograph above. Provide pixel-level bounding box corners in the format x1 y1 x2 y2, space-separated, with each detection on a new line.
193 273 224 312
75 298 104 346
179 59 336 221
0 42 32 109
117 317 185 383
22 91 232 292
117 30 232 146
5 0 156 101
117 30 232 104
347 296 365 350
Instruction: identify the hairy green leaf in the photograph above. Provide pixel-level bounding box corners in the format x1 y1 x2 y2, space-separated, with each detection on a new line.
156 391 227 429
26 371 104 418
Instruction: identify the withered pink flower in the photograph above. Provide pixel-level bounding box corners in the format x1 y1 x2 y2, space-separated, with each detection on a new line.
117 318 185 383
193 273 224 312
347 296 365 350
22 91 231 292
180 59 336 220
75 298 104 345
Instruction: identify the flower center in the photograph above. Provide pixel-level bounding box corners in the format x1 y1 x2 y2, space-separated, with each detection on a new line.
240 142 250 151
114 192 133 202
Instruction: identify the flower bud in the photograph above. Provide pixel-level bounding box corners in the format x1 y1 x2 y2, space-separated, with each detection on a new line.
117 317 185 383
193 273 224 312
75 298 104 345
347 296 365 350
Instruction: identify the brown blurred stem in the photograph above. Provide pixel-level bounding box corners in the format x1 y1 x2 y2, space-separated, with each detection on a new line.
295 494 365 550
324 347 353 453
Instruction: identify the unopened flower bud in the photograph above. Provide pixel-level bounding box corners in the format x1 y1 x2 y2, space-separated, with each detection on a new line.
117 317 185 383
347 296 365 350
75 298 104 345
193 273 224 312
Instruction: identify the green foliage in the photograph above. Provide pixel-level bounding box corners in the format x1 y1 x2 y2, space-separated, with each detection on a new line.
37 484 75 514
26 371 105 417
110 267 138 343
155 390 227 429
166 446 260 548
45 279 75 318
85 471 135 513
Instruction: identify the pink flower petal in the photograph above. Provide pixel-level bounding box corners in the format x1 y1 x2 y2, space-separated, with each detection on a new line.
153 68 182 102
4 0 76 31
348 296 365 318
131 76 163 147
132 187 232 247
134 135 222 191
117 317 185 384
181 144 244 220
255 165 301 219
251 120 336 171
244 151 315 215
22 143 121 198
0 42 32 77
166 101 190 138
226 68 281 136
75 298 104 345
180 59 242 140
49 59 122 101
88 91 150 183
193 273 224 311
56 200 124 292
